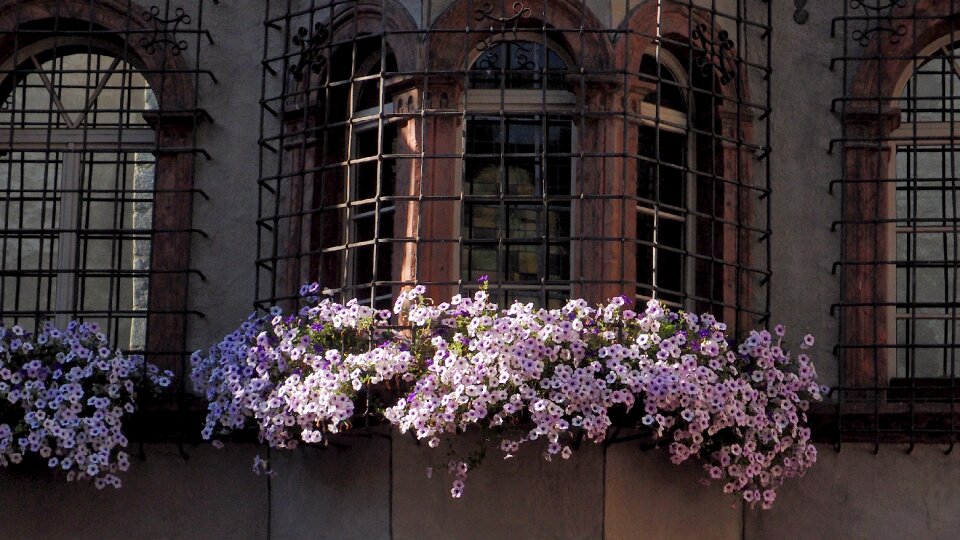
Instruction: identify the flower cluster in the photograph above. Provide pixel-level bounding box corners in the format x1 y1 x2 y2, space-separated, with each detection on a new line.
190 283 413 449
191 282 824 508
0 321 172 488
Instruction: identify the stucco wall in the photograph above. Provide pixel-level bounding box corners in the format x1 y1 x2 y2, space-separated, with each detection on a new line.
186 1 267 353
3 441 960 539
767 0 843 390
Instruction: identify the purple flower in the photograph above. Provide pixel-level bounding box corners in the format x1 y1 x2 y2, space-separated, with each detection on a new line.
187 283 822 507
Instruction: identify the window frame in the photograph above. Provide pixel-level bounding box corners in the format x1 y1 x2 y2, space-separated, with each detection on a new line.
458 35 579 306
0 2 209 376
835 6 960 423
884 37 960 384
634 47 697 311
0 41 156 338
343 49 399 309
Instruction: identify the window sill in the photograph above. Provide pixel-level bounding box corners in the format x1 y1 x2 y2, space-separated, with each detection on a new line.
808 401 960 445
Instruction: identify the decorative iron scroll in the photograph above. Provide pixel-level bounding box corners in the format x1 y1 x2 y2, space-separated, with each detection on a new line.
474 1 533 52
692 23 735 86
848 0 910 47
290 22 331 82
141 5 192 55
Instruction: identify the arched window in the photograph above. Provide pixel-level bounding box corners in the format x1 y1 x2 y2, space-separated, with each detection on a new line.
0 40 155 350
258 2 770 333
893 41 960 378
636 52 691 309
300 36 398 309
341 41 398 309
461 38 574 307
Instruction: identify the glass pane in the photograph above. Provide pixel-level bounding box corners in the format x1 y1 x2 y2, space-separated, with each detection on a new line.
469 41 568 90
640 54 688 112
0 53 149 129
0 152 62 327
638 126 686 207
76 151 154 350
462 245 498 282
462 116 572 303
349 125 396 307
900 45 960 123
896 318 960 378
637 124 688 304
506 244 539 282
466 159 501 195
465 205 498 239
895 144 960 372
506 206 539 238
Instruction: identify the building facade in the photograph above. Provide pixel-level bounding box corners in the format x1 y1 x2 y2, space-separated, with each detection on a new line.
1 0 960 538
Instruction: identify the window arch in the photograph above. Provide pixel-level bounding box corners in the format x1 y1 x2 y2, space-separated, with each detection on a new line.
636 51 692 309
0 41 155 349
0 3 214 376
892 39 960 379
461 37 575 307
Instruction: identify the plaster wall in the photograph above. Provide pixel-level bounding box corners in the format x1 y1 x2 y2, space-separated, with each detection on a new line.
184 2 268 355
766 0 843 391
3 441 960 539
747 444 960 540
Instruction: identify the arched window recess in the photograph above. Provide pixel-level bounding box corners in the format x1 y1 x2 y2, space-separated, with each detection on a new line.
634 49 694 310
279 35 402 310
465 34 576 112
460 35 576 307
0 3 218 374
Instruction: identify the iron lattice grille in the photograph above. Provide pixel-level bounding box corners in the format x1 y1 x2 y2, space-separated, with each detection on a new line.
830 0 960 447
256 0 772 336
0 0 218 377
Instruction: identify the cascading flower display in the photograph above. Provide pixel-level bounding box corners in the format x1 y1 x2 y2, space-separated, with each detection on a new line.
190 283 413 449
191 281 825 508
0 320 172 488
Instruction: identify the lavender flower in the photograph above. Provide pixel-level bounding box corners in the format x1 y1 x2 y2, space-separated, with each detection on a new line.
191 283 824 509
0 320 172 488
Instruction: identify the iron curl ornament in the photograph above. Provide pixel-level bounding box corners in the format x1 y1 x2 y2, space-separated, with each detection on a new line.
848 0 910 47
692 23 735 86
474 1 533 52
290 22 331 82
141 5 191 56
793 0 810 25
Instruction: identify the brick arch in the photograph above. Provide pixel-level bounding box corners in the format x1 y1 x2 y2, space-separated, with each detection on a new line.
617 1 750 106
614 0 758 329
327 0 420 73
283 0 419 102
849 0 960 106
0 0 196 111
0 0 200 375
428 0 613 72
